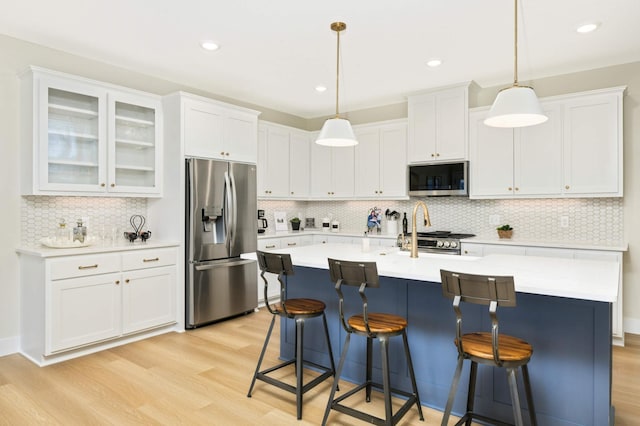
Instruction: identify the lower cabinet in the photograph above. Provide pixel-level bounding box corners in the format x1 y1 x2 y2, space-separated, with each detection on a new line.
461 242 624 344
20 246 178 365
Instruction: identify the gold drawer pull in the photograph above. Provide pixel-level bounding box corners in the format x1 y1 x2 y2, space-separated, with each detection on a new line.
143 257 160 262
265 245 277 249
78 264 98 270
287 242 297 246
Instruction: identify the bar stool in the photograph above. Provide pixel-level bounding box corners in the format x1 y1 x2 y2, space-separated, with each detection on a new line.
439 269 537 426
247 251 337 420
323 258 424 426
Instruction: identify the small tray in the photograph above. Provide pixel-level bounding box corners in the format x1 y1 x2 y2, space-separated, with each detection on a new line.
40 237 95 249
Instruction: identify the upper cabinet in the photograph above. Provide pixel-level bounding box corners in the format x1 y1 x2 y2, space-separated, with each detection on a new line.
180 94 260 163
469 86 625 199
309 133 355 199
354 120 408 199
21 67 162 197
257 122 310 199
407 83 469 163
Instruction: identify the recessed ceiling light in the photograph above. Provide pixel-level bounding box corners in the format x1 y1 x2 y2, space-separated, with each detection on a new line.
576 22 600 34
426 58 442 68
200 40 220 51
315 85 327 92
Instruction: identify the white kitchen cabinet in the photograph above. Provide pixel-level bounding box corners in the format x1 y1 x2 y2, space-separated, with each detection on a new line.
469 87 624 199
178 93 260 163
460 242 624 344
309 139 355 198
469 103 562 198
19 246 178 365
407 84 469 163
21 67 162 197
354 120 408 198
562 89 624 196
257 122 310 199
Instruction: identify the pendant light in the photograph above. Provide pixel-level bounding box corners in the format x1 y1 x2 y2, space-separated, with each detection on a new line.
484 0 547 128
316 22 358 147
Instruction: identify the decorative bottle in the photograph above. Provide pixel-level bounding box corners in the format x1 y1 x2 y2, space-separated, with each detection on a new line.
402 212 408 234
73 219 86 243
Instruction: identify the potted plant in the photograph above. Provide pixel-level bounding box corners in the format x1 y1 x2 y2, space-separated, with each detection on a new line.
290 217 301 231
497 224 513 239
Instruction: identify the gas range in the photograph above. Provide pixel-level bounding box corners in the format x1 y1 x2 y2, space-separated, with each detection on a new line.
413 231 476 255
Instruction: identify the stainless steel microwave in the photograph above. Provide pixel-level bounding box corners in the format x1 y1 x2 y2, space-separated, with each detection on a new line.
408 161 468 196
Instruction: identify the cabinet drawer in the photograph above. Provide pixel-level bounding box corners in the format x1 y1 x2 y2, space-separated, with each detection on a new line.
50 253 121 281
121 248 177 271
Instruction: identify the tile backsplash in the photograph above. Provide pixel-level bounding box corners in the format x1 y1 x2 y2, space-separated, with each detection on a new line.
21 196 147 246
259 197 624 245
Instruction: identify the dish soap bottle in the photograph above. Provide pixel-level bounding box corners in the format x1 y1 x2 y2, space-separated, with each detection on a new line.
73 219 86 243
402 212 408 234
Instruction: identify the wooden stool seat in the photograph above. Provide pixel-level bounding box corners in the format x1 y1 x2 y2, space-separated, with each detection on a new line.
272 298 326 316
348 313 408 334
459 332 533 363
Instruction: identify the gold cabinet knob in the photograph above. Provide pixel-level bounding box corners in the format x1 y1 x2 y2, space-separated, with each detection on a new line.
100 183 106 187
125 279 130 284
508 187 513 191
565 185 570 190
111 183 115 187
115 280 120 285
515 187 519 191
220 151 225 155
436 153 440 157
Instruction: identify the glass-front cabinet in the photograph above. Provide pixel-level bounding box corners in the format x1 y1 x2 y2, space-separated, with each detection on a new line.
22 67 162 196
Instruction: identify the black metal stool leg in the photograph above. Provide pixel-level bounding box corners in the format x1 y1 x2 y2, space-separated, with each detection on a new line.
380 336 393 426
296 318 304 420
366 336 373 402
247 314 276 397
466 361 478 426
522 364 537 426
321 312 339 391
323 333 351 426
507 368 524 426
402 330 424 420
441 355 464 426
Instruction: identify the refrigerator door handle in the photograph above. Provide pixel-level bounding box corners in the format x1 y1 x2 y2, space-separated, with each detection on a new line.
229 170 238 251
224 171 233 250
194 259 255 271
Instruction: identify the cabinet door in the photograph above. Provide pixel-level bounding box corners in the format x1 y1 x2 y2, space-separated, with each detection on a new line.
563 92 622 196
469 111 514 197
379 124 407 197
289 130 310 198
514 103 562 196
257 238 281 251
260 125 290 197
224 111 257 163
122 266 176 334
108 91 162 195
38 75 107 193
435 88 467 160
460 242 484 256
408 94 436 163
310 142 333 196
48 273 121 353
354 128 381 197
183 99 224 159
331 146 355 197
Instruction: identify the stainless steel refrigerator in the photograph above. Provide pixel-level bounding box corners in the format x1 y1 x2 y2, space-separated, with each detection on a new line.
185 158 258 328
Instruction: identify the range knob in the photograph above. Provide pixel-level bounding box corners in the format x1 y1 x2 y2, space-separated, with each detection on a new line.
443 241 451 248
450 241 458 248
436 240 444 247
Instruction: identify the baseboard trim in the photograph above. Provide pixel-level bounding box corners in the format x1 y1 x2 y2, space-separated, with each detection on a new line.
0 335 19 357
624 317 640 335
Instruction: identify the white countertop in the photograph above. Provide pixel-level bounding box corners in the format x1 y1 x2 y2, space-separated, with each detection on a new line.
16 240 180 258
464 235 628 252
247 243 619 303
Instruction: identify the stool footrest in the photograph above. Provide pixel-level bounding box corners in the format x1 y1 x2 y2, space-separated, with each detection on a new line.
330 380 419 426
454 412 514 426
256 359 334 397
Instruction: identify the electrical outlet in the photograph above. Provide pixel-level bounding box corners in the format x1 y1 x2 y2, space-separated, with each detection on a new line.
560 216 569 228
489 215 501 225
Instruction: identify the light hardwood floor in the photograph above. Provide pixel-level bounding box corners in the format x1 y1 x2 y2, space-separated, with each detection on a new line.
0 309 638 425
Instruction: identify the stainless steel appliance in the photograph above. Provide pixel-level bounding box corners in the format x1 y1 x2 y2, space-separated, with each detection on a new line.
257 209 268 234
399 231 475 255
408 161 468 196
186 158 258 328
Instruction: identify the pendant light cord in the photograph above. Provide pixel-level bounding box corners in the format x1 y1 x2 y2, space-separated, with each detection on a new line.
514 0 519 86
335 26 341 118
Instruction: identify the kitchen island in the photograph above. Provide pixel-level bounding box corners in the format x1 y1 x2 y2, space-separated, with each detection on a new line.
256 243 619 426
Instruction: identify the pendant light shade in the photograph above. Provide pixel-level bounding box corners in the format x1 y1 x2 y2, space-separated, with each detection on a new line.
316 22 358 147
484 0 547 128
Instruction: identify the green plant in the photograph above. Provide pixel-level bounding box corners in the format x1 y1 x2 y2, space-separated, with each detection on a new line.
290 217 300 223
496 224 513 231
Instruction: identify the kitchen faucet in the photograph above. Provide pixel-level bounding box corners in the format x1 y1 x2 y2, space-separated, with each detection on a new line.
410 201 432 258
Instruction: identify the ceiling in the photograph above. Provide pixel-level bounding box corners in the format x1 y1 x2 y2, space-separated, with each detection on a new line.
2 0 639 118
